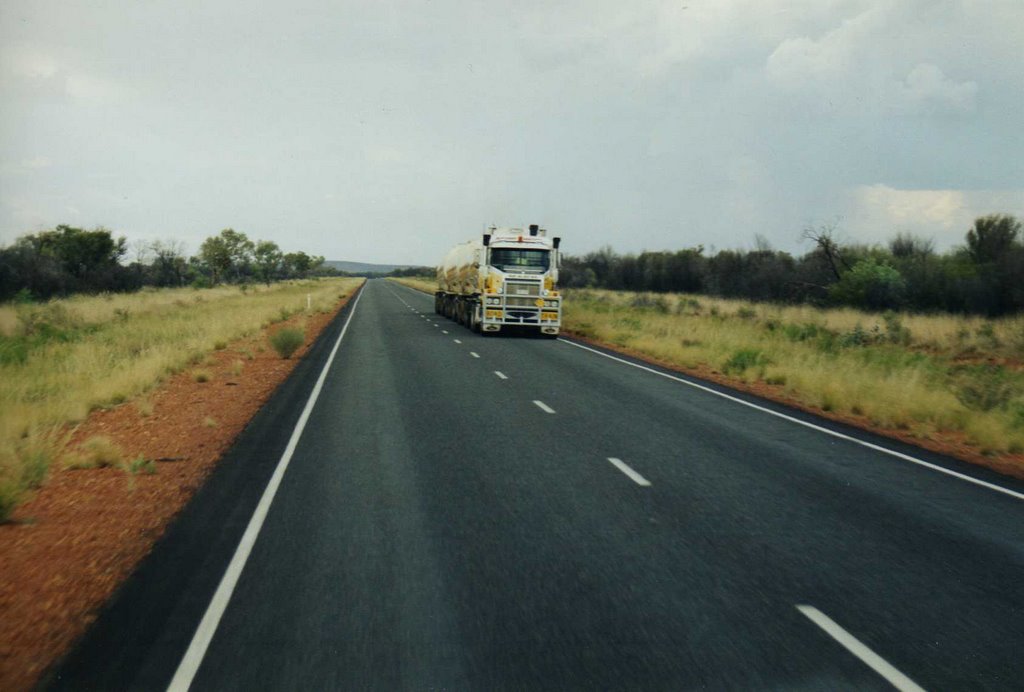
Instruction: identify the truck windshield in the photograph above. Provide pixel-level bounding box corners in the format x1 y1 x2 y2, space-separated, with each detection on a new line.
489 249 549 273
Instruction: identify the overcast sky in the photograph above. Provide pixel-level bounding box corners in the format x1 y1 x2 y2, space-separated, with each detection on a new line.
1 1 1022 264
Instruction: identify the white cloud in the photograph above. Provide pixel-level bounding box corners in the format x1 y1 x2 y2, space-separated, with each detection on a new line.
765 6 881 86
1 42 123 102
898 63 977 112
4 45 59 80
0 157 52 175
856 184 966 228
63 72 121 101
764 2 980 116
845 184 1024 248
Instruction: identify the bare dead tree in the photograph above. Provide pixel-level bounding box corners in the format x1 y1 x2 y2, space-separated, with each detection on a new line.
801 223 849 280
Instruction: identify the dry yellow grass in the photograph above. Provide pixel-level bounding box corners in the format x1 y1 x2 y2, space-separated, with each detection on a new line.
0 278 362 518
65 435 124 470
389 277 435 294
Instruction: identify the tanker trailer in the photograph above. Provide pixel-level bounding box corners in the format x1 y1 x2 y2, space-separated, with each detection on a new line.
435 224 562 336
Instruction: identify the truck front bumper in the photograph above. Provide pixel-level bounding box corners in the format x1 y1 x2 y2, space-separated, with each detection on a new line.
482 298 560 333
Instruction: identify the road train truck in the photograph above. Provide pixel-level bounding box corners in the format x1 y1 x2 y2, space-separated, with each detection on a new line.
436 224 562 336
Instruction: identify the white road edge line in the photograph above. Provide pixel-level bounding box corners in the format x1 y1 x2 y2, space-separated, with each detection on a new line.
559 338 1024 502
470 352 480 359
796 605 925 692
167 288 365 692
607 458 651 486
494 371 508 380
533 400 556 414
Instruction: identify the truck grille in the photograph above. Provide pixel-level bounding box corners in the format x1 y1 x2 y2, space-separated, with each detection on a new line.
505 296 540 307
506 310 539 323
505 280 541 297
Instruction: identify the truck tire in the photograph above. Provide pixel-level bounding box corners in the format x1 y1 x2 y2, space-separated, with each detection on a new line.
469 302 481 333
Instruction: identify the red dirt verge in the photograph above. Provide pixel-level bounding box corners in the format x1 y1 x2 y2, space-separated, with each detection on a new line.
0 286 360 692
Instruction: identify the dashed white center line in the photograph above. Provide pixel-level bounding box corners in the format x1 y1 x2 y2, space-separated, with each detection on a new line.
433 324 439 328
454 339 462 344
442 330 449 334
494 371 508 380
470 352 480 358
796 606 925 692
533 400 556 414
607 458 651 486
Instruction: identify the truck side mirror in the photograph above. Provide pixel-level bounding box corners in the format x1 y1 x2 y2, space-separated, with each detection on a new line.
483 234 491 246
553 237 561 249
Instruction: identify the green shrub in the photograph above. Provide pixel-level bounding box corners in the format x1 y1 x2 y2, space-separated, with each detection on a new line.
839 325 872 348
613 316 643 331
677 298 703 315
782 322 826 342
0 337 29 365
882 311 911 345
630 293 671 313
976 323 1000 348
126 457 156 475
0 475 18 523
723 348 769 374
829 259 906 310
269 327 304 358
951 365 1017 412
19 443 50 489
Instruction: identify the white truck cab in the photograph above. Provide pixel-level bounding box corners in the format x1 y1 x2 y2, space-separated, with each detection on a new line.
436 224 562 336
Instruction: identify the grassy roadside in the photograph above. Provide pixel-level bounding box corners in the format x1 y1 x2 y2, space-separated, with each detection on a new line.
391 278 1024 475
0 278 363 519
390 277 435 295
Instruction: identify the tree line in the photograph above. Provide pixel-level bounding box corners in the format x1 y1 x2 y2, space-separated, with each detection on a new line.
558 214 1023 316
0 226 334 302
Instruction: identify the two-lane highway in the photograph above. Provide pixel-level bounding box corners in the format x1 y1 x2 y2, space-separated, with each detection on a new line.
48 279 1024 690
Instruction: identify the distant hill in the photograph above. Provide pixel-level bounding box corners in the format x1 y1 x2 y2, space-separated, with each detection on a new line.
324 260 430 275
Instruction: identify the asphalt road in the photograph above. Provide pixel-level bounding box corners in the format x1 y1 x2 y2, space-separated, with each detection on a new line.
46 278 1024 690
